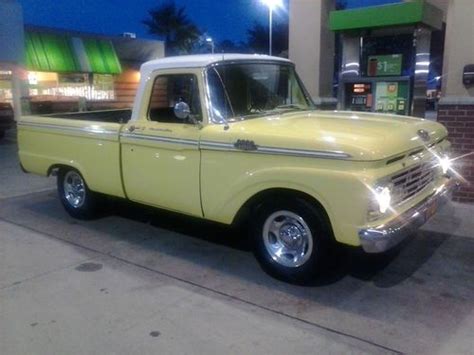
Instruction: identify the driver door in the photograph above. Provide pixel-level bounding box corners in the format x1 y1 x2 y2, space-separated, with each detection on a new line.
121 70 203 217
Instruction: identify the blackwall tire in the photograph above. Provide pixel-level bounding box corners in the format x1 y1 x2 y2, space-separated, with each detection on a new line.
57 168 101 220
252 197 332 284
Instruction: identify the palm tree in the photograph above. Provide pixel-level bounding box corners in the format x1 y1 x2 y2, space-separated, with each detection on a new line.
246 20 288 57
143 1 201 55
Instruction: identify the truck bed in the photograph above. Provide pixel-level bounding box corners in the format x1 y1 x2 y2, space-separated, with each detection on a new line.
18 110 128 199
45 109 132 124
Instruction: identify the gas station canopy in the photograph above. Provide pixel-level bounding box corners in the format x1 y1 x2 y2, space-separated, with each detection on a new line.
330 0 443 32
329 0 444 117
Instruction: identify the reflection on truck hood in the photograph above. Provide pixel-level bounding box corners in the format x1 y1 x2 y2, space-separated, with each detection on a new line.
230 110 448 161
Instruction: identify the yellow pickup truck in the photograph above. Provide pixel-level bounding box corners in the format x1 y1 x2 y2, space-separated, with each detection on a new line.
18 54 456 282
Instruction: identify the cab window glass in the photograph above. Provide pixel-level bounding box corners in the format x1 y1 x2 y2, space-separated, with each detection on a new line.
148 74 202 123
206 64 313 122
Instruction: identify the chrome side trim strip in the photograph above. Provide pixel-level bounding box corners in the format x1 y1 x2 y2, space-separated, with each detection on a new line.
18 121 118 136
18 121 351 160
199 141 234 150
199 140 351 160
120 133 199 146
257 146 351 159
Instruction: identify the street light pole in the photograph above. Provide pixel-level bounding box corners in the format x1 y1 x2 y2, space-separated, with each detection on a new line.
261 0 283 56
268 6 272 56
206 37 215 54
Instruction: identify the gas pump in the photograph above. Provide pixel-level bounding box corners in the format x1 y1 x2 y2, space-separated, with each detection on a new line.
342 77 411 115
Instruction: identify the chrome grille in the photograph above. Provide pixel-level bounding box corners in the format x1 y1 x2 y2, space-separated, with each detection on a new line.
391 161 436 205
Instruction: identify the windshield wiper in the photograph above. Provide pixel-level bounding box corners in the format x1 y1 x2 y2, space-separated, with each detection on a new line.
273 104 306 110
232 105 310 122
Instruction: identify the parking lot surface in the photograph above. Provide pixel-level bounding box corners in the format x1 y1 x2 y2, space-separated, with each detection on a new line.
1 129 474 354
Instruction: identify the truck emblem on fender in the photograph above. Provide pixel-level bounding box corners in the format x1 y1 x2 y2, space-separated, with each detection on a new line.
417 129 430 142
234 139 258 151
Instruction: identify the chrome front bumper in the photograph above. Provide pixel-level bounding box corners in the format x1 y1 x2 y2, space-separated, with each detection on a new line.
359 179 457 253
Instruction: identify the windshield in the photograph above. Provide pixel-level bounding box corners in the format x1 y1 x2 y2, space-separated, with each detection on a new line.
206 62 314 123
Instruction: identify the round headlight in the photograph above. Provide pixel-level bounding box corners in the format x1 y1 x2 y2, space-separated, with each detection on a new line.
439 156 451 174
374 185 392 214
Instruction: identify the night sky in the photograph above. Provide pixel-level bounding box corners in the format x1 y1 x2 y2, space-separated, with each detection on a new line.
18 0 401 43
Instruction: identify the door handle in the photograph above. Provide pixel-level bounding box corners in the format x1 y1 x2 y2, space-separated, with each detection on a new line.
128 125 136 133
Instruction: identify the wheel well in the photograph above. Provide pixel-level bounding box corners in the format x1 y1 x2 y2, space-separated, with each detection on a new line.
232 188 334 237
47 164 75 177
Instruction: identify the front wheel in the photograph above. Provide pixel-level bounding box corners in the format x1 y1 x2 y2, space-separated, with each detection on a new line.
57 168 101 219
252 198 332 283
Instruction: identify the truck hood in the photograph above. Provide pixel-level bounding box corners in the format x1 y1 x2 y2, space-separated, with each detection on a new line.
228 110 448 161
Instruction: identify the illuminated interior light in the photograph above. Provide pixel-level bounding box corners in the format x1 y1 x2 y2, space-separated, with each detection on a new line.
28 72 38 85
345 62 360 68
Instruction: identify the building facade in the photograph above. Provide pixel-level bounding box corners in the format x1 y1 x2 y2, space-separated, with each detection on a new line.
436 0 474 203
0 1 164 115
0 0 26 119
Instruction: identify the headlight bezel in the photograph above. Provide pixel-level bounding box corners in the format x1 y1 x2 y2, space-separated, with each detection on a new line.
368 180 394 222
438 155 452 175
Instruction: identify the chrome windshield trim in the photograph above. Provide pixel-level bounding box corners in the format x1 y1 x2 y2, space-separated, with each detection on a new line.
18 121 118 136
120 132 199 146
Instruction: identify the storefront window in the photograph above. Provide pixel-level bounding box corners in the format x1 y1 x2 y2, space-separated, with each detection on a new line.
28 72 115 100
0 70 13 103
92 74 115 100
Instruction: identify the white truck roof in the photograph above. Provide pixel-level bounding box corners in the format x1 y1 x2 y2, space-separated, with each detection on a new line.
140 53 291 75
132 54 293 122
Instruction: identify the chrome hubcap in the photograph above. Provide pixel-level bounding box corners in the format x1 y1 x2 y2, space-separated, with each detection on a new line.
63 171 86 208
262 210 313 268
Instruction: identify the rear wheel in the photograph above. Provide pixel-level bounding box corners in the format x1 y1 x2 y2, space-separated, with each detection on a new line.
252 197 332 283
57 168 100 219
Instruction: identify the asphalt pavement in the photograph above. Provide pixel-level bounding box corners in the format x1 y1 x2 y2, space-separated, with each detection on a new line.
1 129 473 354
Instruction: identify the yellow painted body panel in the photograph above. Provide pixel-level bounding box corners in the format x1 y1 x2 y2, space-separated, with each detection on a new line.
121 122 202 217
198 123 450 246
215 110 448 161
120 68 206 217
17 65 451 248
18 115 125 198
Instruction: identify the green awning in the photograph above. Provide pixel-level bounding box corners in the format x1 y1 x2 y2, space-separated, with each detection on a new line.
329 0 443 32
26 32 81 72
26 31 122 75
82 39 122 75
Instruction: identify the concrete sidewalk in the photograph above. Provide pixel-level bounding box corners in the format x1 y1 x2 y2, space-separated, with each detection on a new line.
0 220 386 355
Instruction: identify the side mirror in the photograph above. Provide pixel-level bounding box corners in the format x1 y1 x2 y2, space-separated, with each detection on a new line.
174 101 191 120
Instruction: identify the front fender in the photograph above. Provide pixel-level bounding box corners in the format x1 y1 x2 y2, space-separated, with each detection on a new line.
202 164 370 246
